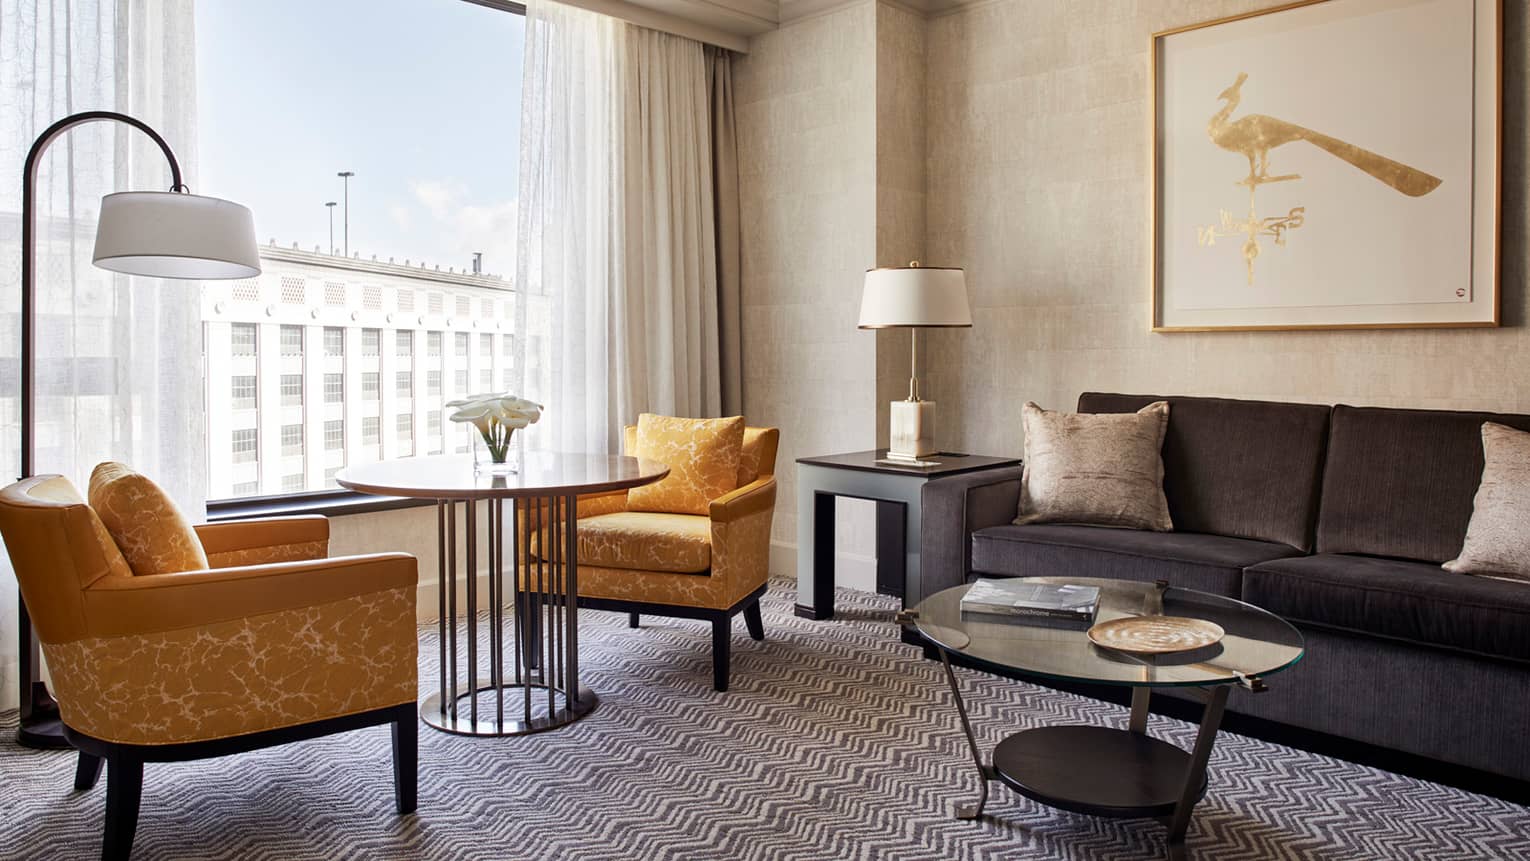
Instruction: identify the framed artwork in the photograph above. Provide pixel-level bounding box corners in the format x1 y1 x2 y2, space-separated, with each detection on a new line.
1151 0 1501 332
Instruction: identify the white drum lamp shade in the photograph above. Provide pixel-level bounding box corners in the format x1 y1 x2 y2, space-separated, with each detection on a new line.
857 263 972 462
857 265 972 329
93 191 260 280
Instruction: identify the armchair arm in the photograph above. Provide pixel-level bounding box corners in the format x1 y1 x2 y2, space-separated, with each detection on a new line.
82 552 416 638
195 515 330 568
49 552 418 746
710 477 777 603
921 466 1023 596
709 476 776 524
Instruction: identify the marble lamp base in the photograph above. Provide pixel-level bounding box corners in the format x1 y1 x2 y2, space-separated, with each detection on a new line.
888 399 937 460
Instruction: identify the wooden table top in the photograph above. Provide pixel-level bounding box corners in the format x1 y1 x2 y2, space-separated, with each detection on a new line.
337 453 669 500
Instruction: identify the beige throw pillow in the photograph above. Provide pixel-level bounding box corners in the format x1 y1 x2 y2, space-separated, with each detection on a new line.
1016 401 1173 532
1444 422 1530 581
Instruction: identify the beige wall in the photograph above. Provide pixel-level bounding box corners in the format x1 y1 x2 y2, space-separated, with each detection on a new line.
922 0 1529 458
735 2 882 584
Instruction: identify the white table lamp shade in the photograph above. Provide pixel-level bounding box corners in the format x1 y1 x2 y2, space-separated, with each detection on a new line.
92 191 260 280
857 265 971 329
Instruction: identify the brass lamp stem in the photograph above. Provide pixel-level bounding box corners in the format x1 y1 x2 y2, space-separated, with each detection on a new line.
907 327 921 402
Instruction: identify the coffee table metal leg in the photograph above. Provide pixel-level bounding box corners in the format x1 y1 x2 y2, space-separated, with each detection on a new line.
1130 686 1151 734
1164 684 1231 858
938 648 994 821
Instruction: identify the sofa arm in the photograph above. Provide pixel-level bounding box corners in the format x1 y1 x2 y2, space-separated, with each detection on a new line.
195 515 330 568
710 477 775 524
921 466 1023 596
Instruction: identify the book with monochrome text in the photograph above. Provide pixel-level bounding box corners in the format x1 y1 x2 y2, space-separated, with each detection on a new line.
960 579 1100 623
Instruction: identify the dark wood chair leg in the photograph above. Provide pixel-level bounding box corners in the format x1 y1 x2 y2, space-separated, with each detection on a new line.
628 612 640 629
392 707 418 815
712 617 731 692
102 757 143 861
75 751 104 791
743 600 765 641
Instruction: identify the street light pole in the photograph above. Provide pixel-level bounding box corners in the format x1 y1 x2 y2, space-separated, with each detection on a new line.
337 170 355 256
325 201 337 254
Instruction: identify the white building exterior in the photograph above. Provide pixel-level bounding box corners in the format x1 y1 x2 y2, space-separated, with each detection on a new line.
202 243 547 499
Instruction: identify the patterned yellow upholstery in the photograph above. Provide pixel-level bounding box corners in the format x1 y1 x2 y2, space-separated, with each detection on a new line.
522 424 779 612
625 414 745 515
530 511 712 574
88 461 209 576
0 473 418 746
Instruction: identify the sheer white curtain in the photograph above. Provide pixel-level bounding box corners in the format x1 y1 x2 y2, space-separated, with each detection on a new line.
517 0 721 456
0 0 202 710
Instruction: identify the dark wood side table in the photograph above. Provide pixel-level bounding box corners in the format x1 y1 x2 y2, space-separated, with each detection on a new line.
794 450 1021 619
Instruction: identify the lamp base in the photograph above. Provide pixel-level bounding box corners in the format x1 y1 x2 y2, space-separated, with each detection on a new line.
889 400 937 460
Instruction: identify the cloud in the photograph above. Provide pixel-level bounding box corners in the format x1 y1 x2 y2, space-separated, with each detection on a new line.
401 178 518 276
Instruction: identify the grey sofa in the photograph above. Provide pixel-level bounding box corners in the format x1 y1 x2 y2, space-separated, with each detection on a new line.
922 392 1530 782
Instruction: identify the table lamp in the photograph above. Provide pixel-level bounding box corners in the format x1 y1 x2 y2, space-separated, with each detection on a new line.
857 262 971 462
14 110 259 749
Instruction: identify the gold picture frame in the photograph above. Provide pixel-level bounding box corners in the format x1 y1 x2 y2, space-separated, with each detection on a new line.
1150 0 1501 332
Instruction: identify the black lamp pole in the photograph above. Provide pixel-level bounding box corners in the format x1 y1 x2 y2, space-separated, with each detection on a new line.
15 110 186 750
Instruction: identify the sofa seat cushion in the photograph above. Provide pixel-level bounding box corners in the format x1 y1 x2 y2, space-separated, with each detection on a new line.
970 524 1301 598
1244 554 1530 662
531 512 711 574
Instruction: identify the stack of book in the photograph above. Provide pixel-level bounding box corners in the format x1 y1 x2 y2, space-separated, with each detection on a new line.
960 579 1101 626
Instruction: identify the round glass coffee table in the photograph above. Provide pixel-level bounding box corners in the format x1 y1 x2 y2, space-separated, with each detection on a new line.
905 577 1304 859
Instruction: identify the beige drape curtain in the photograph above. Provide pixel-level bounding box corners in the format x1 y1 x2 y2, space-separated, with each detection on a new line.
707 46 744 418
518 0 743 454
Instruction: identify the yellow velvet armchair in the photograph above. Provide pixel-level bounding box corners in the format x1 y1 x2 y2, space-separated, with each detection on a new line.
524 425 778 691
0 474 419 861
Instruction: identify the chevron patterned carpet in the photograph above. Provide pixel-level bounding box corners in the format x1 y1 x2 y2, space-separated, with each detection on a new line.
2 579 1527 860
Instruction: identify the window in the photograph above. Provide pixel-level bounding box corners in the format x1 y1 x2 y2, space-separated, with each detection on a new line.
231 323 257 357
397 414 414 456
454 370 469 395
427 410 442 436
480 334 493 357
324 466 341 487
280 325 304 357
232 429 257 463
231 375 256 410
196 0 528 501
502 334 515 355
480 369 492 391
281 424 304 457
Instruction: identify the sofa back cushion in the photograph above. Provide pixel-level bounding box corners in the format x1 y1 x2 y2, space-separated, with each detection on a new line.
1077 393 1330 551
1317 405 1530 563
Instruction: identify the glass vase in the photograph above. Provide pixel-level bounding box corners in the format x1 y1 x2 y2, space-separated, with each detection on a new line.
472 426 519 475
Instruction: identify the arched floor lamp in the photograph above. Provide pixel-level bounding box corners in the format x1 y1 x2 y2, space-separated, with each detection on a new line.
15 110 260 749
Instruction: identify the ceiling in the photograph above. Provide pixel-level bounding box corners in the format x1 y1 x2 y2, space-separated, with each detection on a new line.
615 0 980 50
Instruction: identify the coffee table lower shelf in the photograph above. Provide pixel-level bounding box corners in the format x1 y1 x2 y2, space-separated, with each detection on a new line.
991 726 1208 819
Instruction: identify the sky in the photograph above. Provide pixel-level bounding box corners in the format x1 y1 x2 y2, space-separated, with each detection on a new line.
196 0 525 278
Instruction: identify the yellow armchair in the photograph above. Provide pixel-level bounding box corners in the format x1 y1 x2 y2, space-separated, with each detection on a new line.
523 425 779 691
0 475 419 861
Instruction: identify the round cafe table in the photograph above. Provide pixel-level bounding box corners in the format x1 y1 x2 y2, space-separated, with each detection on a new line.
337 453 668 737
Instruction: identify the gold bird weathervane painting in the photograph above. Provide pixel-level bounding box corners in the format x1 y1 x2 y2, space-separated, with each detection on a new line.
1198 72 1443 284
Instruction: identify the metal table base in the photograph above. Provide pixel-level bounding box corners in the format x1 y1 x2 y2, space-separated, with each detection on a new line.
428 492 594 737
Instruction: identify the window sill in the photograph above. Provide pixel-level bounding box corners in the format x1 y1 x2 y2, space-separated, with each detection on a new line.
206 490 435 522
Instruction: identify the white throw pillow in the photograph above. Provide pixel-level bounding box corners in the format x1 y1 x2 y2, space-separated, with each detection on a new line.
1015 401 1174 532
1444 422 1530 581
